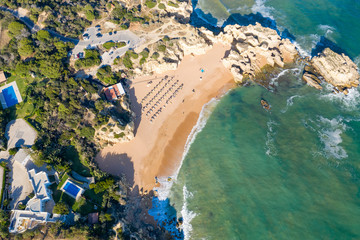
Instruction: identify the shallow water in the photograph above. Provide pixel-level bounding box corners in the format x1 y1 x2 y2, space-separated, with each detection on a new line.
150 1 360 239
170 72 360 239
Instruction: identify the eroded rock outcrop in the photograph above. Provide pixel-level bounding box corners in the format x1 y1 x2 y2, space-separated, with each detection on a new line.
140 27 212 74
212 23 299 83
303 48 359 93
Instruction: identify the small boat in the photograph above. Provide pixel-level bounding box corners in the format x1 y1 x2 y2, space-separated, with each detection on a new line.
261 99 271 110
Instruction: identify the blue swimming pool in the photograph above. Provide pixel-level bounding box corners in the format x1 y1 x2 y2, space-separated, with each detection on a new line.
2 86 18 108
63 182 80 197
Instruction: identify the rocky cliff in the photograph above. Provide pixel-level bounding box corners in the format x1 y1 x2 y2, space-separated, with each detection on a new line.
129 21 299 81
302 48 360 93
210 23 298 83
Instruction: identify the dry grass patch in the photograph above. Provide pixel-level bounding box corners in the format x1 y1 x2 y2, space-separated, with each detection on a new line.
0 27 11 49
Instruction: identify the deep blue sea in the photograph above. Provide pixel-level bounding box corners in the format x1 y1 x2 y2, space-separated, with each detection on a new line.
149 1 360 239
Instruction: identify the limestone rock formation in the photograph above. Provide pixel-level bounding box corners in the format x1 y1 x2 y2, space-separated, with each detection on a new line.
141 30 211 74
210 23 299 83
304 48 360 92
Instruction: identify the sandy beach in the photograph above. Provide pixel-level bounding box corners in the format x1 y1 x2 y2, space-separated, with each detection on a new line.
96 43 234 191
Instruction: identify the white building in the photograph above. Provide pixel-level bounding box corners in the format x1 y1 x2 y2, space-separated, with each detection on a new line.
13 149 32 167
9 169 61 234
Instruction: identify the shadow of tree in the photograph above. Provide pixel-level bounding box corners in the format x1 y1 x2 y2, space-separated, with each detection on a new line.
96 151 179 239
14 138 25 148
127 82 142 136
96 152 135 187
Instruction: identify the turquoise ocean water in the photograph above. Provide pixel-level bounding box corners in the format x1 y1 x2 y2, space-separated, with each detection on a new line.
149 1 360 239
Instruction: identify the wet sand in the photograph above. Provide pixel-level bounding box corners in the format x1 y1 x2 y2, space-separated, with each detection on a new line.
96 43 235 191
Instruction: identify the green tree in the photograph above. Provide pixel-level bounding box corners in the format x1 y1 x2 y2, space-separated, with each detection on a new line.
80 126 95 139
99 212 112 223
75 49 101 69
36 30 51 42
39 59 63 79
8 147 19 155
8 21 26 37
53 202 69 215
145 0 157 8
84 4 96 21
90 178 114 194
15 62 30 77
151 52 160 59
0 210 10 238
157 44 166 52
18 38 34 57
96 66 117 84
103 41 115 50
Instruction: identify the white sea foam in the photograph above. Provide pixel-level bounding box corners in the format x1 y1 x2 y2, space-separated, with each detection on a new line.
153 96 223 239
265 119 278 156
354 55 360 68
269 67 301 87
281 95 302 113
292 34 321 57
318 24 336 39
320 83 360 111
251 0 274 20
180 186 197 240
154 96 221 202
318 116 348 159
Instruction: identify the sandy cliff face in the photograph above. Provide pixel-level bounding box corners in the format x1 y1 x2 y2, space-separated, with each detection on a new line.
302 48 359 93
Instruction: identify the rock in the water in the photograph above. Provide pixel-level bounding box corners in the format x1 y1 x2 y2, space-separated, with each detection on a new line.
302 72 322 89
215 23 299 83
309 48 359 92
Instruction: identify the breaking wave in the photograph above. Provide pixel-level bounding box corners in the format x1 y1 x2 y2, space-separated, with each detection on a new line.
281 94 302 113
251 0 274 20
320 83 360 111
180 186 197 240
318 116 348 159
265 119 278 156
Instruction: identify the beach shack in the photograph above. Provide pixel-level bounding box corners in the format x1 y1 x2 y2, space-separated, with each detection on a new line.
104 82 126 101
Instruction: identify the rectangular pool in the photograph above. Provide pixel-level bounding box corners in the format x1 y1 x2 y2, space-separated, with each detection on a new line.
2 86 18 108
63 181 81 197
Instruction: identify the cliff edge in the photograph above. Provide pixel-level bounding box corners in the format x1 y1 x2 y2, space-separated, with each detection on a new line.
302 48 360 94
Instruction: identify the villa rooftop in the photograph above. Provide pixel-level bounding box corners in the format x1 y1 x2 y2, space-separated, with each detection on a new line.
9 210 49 234
9 169 57 234
104 83 125 101
28 169 51 201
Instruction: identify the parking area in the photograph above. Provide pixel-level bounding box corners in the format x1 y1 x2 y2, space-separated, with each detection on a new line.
71 26 142 67
9 161 33 209
6 119 37 150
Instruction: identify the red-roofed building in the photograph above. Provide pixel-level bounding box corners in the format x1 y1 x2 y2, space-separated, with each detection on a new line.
104 83 126 101
104 87 117 101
